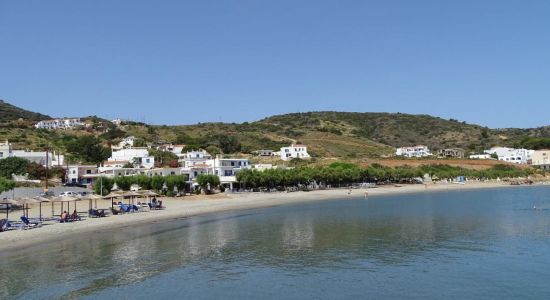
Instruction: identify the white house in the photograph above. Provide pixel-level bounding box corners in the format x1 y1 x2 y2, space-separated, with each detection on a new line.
0 140 12 159
112 136 136 150
395 145 432 158
67 165 98 186
108 148 155 169
532 150 550 170
178 150 250 188
280 144 311 161
35 118 83 130
484 147 534 164
469 154 492 160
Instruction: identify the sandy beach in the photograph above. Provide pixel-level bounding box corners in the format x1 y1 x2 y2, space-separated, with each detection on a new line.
0 181 545 252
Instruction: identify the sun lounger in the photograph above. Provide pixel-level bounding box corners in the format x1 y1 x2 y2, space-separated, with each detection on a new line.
88 209 108 218
20 216 42 229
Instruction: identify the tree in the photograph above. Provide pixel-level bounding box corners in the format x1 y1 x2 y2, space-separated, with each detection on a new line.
66 136 110 164
115 176 133 191
196 174 220 194
151 176 165 191
164 175 187 196
26 162 47 180
122 162 134 168
94 176 114 195
0 177 16 193
148 149 178 167
0 157 29 179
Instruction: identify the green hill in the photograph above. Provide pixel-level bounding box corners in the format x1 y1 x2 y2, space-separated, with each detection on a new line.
0 99 50 122
1 100 549 160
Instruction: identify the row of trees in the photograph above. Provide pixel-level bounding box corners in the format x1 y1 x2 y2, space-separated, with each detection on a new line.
94 174 189 196
235 162 540 189
0 157 64 181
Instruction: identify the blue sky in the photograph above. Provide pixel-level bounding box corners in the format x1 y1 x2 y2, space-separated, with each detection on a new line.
1 0 549 128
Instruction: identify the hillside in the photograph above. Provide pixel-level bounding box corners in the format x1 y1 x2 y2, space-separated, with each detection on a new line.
0 99 50 122
1 100 549 161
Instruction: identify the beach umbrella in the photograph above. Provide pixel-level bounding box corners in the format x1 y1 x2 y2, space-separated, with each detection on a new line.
33 196 52 221
81 194 103 210
103 192 122 209
0 199 18 220
16 197 39 218
123 191 141 205
139 190 158 203
58 196 79 214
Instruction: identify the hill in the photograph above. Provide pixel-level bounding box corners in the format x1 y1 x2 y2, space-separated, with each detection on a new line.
1 100 549 161
0 99 50 122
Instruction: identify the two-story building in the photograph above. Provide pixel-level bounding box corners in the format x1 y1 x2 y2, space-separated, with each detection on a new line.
0 140 12 159
532 150 550 170
108 148 155 169
35 118 83 130
67 165 99 186
484 147 534 164
280 144 311 161
395 145 432 158
437 148 465 159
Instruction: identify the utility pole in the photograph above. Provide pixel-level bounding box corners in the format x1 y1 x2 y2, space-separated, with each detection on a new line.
45 146 49 194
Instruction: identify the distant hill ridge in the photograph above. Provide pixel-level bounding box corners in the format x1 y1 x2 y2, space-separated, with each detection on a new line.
0 99 50 122
1 100 550 158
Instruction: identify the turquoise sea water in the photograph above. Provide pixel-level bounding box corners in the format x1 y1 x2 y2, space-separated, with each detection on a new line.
1 186 550 299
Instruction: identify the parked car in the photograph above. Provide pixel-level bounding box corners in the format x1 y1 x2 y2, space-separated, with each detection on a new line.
59 191 79 197
39 191 55 197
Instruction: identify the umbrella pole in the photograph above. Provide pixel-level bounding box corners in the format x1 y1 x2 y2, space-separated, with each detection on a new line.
52 201 54 218
39 203 42 221
6 204 8 220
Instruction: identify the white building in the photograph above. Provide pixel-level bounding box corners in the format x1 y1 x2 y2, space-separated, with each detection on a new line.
112 136 136 150
253 150 275 156
0 140 12 159
0 140 64 167
67 165 99 186
108 148 155 169
484 147 534 164
469 154 492 160
532 150 550 170
280 144 311 161
395 145 432 158
178 150 250 188
35 118 83 130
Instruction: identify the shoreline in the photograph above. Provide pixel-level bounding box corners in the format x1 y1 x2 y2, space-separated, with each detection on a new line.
0 181 546 252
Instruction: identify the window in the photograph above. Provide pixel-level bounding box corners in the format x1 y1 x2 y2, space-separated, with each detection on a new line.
225 170 233 176
86 170 91 174
0 152 3 158
145 159 150 163
231 162 235 166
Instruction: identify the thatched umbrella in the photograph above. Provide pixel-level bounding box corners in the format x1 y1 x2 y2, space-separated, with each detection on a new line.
103 192 122 209
139 190 158 202
122 191 142 205
81 194 103 210
58 196 80 215
16 197 39 218
0 199 18 220
33 196 52 221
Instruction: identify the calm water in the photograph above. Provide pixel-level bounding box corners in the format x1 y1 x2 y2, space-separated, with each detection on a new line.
1 186 550 299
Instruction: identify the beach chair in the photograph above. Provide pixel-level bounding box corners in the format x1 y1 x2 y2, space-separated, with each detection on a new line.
20 216 42 229
0 219 10 232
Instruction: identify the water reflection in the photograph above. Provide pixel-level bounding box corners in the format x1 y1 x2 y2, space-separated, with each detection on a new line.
1 187 550 299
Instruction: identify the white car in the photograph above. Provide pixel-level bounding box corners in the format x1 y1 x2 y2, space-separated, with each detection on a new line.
59 191 79 197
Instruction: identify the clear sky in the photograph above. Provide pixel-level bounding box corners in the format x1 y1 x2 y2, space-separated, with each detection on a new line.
1 0 549 128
